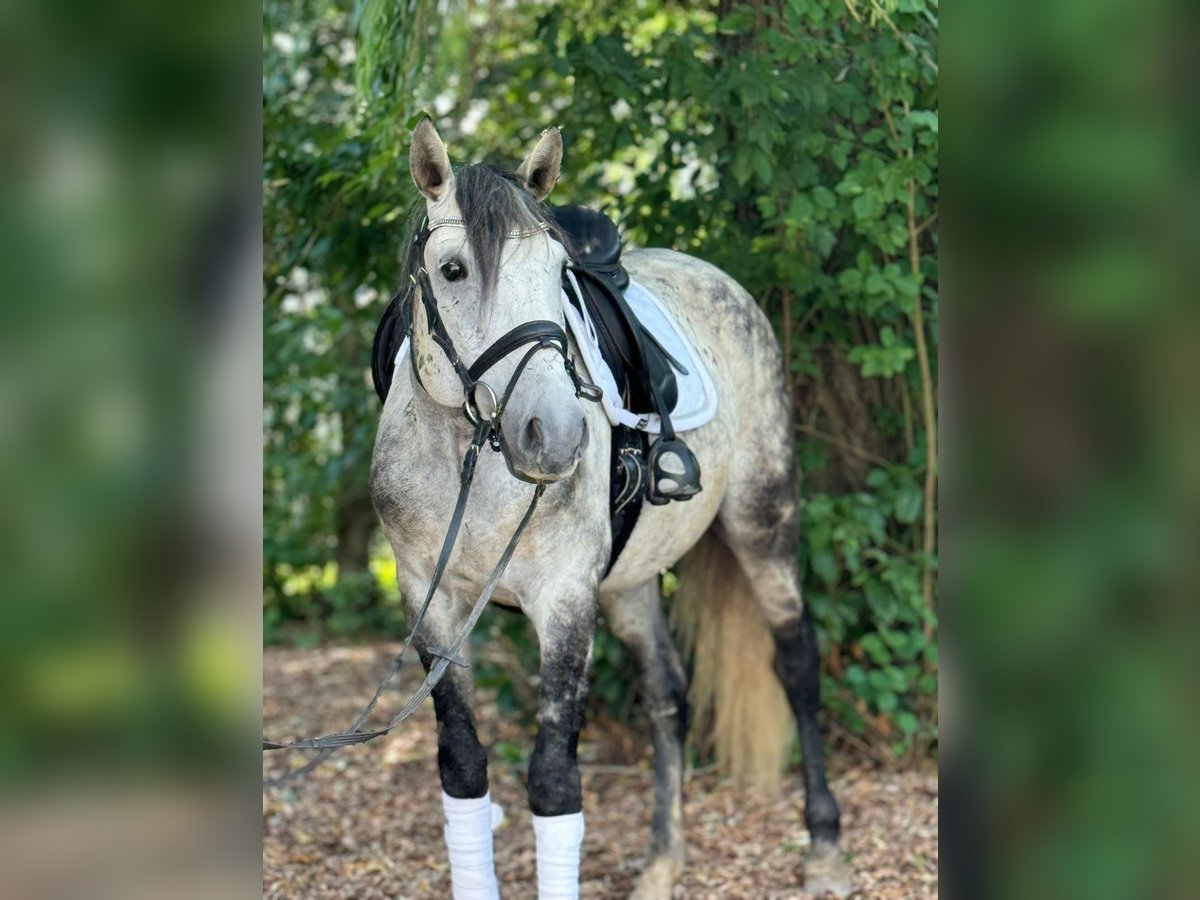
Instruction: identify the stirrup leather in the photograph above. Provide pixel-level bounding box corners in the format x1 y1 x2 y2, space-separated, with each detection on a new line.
646 436 702 505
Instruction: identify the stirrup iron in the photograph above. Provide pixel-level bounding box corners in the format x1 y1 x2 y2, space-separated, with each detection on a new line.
646 436 701 505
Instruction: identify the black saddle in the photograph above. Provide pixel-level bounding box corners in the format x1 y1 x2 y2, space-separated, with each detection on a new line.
548 204 628 290
548 205 682 418
550 206 702 526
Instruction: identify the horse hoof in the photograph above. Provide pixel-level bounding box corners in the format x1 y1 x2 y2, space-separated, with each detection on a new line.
628 856 682 900
803 841 853 897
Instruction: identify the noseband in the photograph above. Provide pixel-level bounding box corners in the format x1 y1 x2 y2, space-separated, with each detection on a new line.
409 216 602 478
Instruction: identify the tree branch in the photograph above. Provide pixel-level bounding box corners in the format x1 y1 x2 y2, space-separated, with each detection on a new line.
906 174 937 637
795 423 892 469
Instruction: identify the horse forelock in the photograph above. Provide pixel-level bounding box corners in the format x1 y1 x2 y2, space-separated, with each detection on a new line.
400 163 565 300
454 164 561 297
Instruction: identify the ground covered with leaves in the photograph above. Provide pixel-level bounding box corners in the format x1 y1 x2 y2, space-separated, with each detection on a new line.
264 644 937 898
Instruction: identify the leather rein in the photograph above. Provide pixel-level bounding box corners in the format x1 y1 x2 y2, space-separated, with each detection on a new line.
263 216 602 785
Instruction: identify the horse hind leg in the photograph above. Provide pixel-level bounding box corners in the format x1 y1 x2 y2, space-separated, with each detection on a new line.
717 470 852 897
600 579 688 900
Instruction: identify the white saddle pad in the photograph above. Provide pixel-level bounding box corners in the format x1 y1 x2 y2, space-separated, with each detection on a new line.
392 276 718 435
561 274 717 434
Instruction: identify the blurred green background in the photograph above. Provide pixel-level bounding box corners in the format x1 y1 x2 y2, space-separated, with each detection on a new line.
263 0 939 764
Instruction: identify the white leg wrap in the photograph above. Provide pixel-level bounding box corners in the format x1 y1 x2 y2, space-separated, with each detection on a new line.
532 812 585 899
442 791 502 900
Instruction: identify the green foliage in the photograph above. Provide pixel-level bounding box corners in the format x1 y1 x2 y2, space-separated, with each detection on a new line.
263 0 416 621
803 480 937 754
264 0 938 761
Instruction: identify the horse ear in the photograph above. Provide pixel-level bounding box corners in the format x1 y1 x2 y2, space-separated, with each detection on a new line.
517 127 563 201
410 118 453 202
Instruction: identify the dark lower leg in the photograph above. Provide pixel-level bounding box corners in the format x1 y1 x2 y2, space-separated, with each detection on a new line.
624 619 688 861
771 606 841 846
418 645 488 799
645 686 687 860
527 624 593 817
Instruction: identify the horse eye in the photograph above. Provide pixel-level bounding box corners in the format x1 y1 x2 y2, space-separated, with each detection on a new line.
440 260 466 282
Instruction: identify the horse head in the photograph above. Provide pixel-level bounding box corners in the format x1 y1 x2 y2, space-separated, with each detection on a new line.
407 119 587 482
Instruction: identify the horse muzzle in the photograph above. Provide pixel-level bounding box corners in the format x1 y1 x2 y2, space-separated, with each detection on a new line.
504 407 587 482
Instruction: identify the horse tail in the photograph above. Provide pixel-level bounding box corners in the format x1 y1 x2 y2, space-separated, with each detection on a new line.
671 529 793 794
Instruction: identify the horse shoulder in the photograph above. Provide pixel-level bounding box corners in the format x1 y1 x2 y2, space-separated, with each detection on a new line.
369 384 446 539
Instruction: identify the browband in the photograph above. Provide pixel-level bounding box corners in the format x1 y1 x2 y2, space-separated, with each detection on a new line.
426 216 550 240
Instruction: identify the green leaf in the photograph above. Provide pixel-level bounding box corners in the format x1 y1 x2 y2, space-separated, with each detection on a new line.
495 741 525 763
752 151 773 186
831 142 850 169
718 9 755 35
786 194 814 225
808 518 832 551
732 152 752 186
852 192 882 219
813 186 836 209
909 110 938 133
839 268 865 292
860 634 889 666
894 485 923 523
886 665 909 692
865 468 889 489
811 548 839 585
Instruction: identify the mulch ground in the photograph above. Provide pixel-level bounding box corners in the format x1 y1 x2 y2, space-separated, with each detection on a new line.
264 643 937 898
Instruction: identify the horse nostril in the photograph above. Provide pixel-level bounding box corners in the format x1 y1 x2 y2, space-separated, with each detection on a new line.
524 416 544 451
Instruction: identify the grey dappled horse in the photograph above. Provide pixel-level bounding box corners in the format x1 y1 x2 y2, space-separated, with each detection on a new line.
369 119 851 899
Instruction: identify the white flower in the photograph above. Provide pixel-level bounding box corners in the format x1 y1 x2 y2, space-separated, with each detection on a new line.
354 285 379 308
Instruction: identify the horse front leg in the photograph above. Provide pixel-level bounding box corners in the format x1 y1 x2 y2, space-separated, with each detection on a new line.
526 590 597 899
402 579 501 900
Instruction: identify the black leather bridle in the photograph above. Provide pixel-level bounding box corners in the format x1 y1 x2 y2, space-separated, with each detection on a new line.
408 216 602 478
263 215 602 784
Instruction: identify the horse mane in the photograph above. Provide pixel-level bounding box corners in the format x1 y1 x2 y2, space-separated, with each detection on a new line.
372 162 568 403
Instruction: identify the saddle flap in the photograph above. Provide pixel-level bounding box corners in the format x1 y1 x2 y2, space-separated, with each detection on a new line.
372 288 412 402
564 266 679 416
